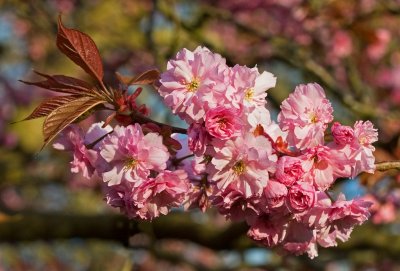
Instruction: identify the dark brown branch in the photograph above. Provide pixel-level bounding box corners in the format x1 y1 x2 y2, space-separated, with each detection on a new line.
130 112 187 134
0 212 249 250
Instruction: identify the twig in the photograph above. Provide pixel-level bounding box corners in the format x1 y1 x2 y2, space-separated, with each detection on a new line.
375 161 400 171
130 112 187 134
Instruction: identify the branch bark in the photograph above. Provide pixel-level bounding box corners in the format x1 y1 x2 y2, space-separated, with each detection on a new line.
0 212 249 250
375 161 400 171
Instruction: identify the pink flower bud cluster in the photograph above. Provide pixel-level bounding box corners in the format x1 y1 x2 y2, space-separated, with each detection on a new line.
54 46 378 258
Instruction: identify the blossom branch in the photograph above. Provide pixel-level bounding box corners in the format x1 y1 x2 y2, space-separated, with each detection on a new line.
375 161 400 171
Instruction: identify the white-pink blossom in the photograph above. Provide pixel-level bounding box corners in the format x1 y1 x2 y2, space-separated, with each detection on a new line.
208 133 277 197
159 46 230 123
278 83 333 149
53 124 99 179
99 124 169 186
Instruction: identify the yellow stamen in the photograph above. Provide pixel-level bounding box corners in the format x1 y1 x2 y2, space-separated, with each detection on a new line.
233 160 246 175
124 158 138 171
244 88 254 101
309 112 318 123
186 77 200 92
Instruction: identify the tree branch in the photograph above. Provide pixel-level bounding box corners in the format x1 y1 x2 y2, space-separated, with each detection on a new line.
130 112 187 134
375 161 400 171
0 212 249 250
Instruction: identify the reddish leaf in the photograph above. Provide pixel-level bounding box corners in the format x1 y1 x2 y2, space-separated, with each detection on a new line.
42 96 106 148
20 71 95 95
115 69 160 85
23 95 80 121
57 15 104 84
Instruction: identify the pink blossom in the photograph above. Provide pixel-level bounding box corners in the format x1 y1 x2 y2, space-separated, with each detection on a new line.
367 28 391 61
282 221 318 258
104 170 189 220
301 192 332 228
208 133 277 197
187 123 209 155
331 30 352 58
275 156 304 186
159 46 230 123
286 182 316 213
354 120 378 146
351 120 378 176
99 124 169 186
331 122 355 145
103 181 137 218
278 83 333 149
228 64 276 109
245 106 272 133
211 184 263 224
185 176 212 213
205 106 242 139
264 180 288 209
133 170 190 220
247 215 288 247
372 201 396 224
300 145 349 191
53 124 98 179
317 194 372 247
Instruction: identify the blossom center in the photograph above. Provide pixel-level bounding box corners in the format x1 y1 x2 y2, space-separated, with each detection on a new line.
309 112 318 123
186 77 200 92
217 117 227 124
233 160 246 175
244 88 254 101
124 157 138 171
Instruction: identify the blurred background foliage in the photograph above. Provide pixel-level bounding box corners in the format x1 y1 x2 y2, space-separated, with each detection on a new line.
1 0 400 270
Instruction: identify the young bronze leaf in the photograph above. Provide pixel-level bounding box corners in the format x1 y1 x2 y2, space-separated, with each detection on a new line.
42 96 106 147
20 71 95 95
115 69 160 86
57 15 104 84
23 95 80 121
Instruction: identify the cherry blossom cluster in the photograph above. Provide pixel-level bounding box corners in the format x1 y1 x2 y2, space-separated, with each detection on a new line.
54 46 378 258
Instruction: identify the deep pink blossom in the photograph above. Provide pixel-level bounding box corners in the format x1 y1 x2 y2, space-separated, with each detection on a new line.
278 83 333 149
99 124 169 186
275 156 304 186
205 106 242 139
287 182 316 213
331 122 355 146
